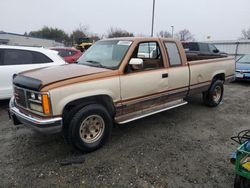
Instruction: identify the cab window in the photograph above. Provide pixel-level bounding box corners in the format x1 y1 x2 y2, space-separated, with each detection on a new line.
164 42 182 66
127 42 163 72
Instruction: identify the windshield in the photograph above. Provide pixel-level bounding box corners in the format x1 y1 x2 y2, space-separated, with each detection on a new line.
238 55 250 64
77 40 132 69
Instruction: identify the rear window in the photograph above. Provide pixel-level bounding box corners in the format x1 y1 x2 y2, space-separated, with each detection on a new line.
182 43 199 51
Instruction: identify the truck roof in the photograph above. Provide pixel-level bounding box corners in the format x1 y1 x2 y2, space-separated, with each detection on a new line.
102 37 175 42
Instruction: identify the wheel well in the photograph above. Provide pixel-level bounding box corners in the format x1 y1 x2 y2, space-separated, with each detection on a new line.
213 73 225 82
62 95 115 122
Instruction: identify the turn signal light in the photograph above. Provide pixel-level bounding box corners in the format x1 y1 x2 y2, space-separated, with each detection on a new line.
42 94 51 115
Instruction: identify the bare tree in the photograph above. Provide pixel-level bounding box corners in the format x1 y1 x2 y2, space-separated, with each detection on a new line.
70 24 89 44
241 27 250 39
107 27 134 38
157 30 172 38
175 29 195 41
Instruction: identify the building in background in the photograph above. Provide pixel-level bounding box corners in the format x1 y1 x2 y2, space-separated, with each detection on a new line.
0 31 63 47
208 40 250 60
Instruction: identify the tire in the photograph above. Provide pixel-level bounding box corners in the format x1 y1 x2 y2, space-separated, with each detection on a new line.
202 79 224 107
67 104 113 153
234 174 250 188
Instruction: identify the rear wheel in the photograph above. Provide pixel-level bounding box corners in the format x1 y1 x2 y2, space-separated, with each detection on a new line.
203 79 224 107
67 104 113 153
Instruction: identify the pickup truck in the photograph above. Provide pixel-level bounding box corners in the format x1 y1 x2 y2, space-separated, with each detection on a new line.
182 42 228 61
9 37 235 152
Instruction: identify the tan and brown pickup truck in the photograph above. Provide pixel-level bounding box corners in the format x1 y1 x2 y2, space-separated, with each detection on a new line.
9 37 235 152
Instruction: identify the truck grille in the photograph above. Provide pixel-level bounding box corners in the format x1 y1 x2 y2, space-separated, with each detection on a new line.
14 87 27 108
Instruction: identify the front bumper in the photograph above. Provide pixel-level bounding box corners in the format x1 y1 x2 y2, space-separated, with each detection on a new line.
9 98 62 134
235 72 250 81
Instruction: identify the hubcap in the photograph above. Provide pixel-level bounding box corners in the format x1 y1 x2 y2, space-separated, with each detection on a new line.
213 86 222 103
79 115 105 144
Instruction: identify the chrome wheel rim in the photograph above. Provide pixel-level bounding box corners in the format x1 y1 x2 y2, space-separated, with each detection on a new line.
79 115 105 143
213 86 222 103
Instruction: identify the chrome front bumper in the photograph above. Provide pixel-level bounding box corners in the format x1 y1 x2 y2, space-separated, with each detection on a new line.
9 97 62 134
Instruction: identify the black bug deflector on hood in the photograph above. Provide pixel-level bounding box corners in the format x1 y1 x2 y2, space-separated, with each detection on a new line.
13 74 42 91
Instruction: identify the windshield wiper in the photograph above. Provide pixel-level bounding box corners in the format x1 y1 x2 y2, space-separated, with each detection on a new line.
84 60 108 69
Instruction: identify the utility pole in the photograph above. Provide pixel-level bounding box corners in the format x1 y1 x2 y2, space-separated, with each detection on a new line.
171 26 174 38
151 0 155 37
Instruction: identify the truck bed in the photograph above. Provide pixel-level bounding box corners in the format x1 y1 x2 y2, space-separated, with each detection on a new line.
188 57 235 94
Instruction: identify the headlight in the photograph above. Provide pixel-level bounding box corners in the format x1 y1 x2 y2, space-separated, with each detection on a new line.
31 93 36 100
27 92 51 115
37 94 42 101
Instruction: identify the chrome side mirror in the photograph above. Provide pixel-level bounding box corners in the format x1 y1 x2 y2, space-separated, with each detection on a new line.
129 58 143 70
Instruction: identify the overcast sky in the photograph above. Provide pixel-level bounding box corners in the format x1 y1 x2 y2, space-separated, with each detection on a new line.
1 0 250 41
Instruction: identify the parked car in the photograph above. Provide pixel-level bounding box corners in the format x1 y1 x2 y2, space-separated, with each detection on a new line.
182 42 228 61
51 47 82 63
0 45 66 99
9 37 235 152
235 54 250 81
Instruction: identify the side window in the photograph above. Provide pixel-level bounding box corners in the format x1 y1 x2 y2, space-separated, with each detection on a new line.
31 51 53 64
182 42 199 51
70 50 77 56
0 49 3 65
164 42 182 66
208 44 218 53
199 43 209 52
57 50 69 57
128 42 163 72
137 42 159 59
3 49 33 65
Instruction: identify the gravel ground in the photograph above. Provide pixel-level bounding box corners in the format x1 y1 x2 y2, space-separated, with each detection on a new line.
0 82 250 188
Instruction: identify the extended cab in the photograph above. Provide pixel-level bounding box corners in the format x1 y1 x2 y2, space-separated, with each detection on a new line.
9 38 235 152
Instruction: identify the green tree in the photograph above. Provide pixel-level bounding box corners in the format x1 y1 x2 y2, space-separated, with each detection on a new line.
70 24 89 44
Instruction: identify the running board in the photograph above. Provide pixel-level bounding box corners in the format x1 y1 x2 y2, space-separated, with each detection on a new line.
115 99 187 124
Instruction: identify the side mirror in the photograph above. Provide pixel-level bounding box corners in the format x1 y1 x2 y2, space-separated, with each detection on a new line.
129 58 143 70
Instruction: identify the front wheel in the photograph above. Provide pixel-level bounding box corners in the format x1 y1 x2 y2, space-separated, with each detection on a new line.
203 79 224 107
68 104 113 153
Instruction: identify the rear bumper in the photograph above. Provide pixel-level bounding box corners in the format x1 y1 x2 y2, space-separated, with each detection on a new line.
9 98 62 134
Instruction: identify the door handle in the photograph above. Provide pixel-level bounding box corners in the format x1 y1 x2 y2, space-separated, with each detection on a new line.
162 73 168 78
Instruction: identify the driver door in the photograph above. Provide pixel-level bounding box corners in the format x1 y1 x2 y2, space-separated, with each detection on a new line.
119 42 168 114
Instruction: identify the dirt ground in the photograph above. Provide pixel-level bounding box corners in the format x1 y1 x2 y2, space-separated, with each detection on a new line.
0 82 250 188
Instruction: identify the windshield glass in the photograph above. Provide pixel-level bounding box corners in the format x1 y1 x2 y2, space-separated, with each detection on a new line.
238 54 250 64
77 40 132 69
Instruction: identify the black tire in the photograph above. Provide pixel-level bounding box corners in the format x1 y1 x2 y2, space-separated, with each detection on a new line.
202 79 224 107
67 104 113 153
234 174 250 188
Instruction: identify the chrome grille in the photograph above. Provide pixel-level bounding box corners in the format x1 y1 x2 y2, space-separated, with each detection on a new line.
14 87 27 108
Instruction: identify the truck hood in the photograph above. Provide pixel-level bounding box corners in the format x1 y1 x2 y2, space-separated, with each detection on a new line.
236 62 250 71
13 64 111 91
